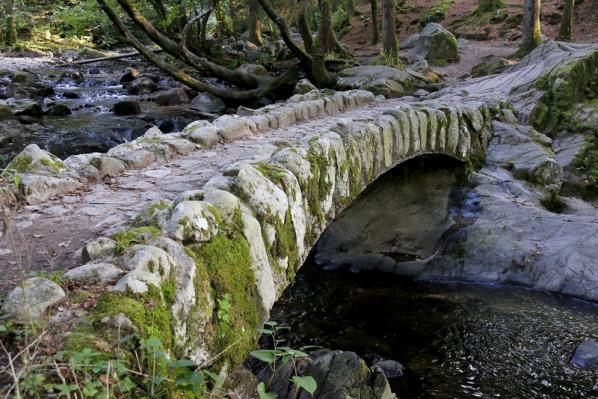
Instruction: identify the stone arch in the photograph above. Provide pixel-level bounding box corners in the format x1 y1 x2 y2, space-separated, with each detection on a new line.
59 96 514 373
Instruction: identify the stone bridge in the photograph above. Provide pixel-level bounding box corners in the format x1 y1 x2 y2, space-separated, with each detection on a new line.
1 41 596 376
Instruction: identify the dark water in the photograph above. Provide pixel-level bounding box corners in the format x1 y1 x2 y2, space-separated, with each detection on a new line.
0 63 202 168
269 261 598 398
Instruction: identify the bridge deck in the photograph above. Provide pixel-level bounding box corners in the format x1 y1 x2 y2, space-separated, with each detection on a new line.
0 98 405 292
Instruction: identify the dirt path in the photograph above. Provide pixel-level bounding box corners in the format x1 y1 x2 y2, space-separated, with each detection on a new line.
0 98 409 293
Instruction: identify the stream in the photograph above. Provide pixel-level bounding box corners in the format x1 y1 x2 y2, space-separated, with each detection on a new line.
0 59 217 168
269 261 598 398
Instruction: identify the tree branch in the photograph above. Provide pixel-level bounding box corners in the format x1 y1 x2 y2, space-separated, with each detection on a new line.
256 0 313 68
97 0 300 101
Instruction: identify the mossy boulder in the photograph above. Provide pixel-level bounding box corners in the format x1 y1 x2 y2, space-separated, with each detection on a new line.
75 47 110 60
1 277 66 323
471 55 516 77
266 350 394 399
337 66 415 98
165 201 219 242
294 79 318 95
412 23 459 65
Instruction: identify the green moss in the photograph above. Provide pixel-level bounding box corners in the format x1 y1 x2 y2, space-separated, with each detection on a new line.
540 191 567 213
272 209 298 280
93 284 174 349
63 325 112 355
187 214 258 368
113 226 162 255
306 143 333 225
422 0 454 24
1 154 33 177
254 162 288 186
533 51 598 134
574 132 598 194
253 163 300 278
40 157 64 172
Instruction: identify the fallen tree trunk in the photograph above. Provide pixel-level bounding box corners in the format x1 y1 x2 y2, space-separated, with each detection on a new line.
97 0 300 101
57 48 164 66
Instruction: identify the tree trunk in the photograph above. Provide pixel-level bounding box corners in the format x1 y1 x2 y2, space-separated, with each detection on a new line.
370 0 380 44
317 0 333 54
148 0 167 23
381 0 399 60
214 0 232 37
248 0 263 46
6 0 17 45
297 0 313 53
347 0 356 16
558 0 574 41
519 0 541 56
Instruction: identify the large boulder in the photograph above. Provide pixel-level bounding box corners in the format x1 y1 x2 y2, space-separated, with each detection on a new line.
75 47 109 61
486 121 563 191
337 66 415 98
113 100 141 116
1 277 66 323
190 92 226 113
410 23 459 65
294 79 317 95
264 350 394 399
153 88 189 106
571 340 598 368
63 262 124 284
127 77 158 95
471 55 516 77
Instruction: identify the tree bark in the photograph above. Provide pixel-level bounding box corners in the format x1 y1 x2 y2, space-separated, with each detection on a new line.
6 0 17 45
519 0 541 56
370 0 380 44
558 0 574 41
214 0 232 37
296 0 313 53
317 0 333 54
248 0 263 45
381 0 399 60
97 0 299 101
347 0 356 16
256 0 313 68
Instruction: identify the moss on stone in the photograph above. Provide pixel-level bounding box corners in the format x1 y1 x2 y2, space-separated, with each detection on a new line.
113 226 162 255
186 215 259 368
1 154 33 177
306 143 333 225
93 284 174 349
254 162 287 186
574 132 598 193
40 157 64 172
533 51 598 133
63 325 113 356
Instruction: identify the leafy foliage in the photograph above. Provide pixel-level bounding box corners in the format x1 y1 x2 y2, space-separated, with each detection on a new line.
251 321 319 397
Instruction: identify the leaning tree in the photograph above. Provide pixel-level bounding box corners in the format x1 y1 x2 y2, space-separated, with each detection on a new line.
96 0 352 103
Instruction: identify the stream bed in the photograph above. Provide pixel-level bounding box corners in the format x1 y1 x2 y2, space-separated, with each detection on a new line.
269 260 598 398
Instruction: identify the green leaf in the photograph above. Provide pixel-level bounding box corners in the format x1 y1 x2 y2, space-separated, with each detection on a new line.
250 349 277 364
291 376 317 396
257 382 278 399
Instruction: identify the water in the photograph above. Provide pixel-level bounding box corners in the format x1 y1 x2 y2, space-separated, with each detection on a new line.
269 260 598 398
0 63 202 168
